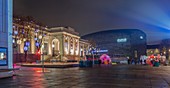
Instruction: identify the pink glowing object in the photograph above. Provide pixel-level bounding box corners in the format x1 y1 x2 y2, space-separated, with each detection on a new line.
100 54 111 64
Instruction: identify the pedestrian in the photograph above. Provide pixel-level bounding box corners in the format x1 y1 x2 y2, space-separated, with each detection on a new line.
144 60 146 65
131 58 135 64
98 59 101 66
128 58 130 64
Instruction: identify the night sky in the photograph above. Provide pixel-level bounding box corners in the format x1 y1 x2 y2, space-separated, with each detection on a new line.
13 0 170 45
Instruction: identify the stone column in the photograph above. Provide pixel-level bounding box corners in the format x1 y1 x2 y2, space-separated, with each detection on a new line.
30 36 35 54
77 39 79 56
82 44 85 56
20 41 24 53
48 36 52 55
68 37 70 55
73 38 75 55
59 34 64 61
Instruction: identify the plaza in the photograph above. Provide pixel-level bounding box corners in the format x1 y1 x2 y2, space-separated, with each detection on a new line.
0 65 170 88
1 1 170 88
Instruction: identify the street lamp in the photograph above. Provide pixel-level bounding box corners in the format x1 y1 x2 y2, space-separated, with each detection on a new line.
13 26 22 64
13 15 47 64
24 41 30 62
91 47 95 65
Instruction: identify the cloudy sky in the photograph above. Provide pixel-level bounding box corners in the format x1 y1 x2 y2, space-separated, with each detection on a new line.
13 0 170 44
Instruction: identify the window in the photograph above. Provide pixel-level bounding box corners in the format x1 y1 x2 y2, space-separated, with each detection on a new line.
0 47 7 65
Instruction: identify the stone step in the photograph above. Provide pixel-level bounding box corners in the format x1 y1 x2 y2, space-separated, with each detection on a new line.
0 70 13 79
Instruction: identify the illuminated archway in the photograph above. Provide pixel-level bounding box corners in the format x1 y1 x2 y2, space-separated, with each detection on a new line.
52 39 60 51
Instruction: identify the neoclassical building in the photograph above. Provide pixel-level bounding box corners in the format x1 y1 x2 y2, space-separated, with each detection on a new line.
42 27 90 61
12 24 90 62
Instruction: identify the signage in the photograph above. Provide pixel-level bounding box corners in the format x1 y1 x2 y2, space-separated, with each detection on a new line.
117 38 127 42
94 50 108 53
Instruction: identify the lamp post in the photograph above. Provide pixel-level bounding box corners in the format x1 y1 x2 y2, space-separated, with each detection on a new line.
13 26 22 64
42 45 45 72
91 47 95 65
24 40 30 63
13 15 47 64
34 27 46 61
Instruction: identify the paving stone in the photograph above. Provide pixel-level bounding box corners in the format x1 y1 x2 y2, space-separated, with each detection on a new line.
0 65 170 88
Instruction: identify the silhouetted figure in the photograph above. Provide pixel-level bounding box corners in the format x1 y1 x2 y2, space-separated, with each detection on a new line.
98 59 101 66
128 59 131 64
140 60 142 64
144 60 146 65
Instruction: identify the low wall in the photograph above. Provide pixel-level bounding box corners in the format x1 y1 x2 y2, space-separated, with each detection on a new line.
13 53 40 63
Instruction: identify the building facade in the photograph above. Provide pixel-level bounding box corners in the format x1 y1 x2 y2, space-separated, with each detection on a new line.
0 0 13 69
12 20 90 62
146 45 160 56
82 29 147 59
42 27 89 61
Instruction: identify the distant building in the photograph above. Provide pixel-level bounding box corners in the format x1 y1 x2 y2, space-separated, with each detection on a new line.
82 29 147 59
146 44 160 56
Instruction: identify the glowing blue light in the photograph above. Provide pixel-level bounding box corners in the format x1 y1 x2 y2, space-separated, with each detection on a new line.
34 38 38 41
24 46 28 51
94 50 108 53
36 42 39 47
124 2 170 30
140 36 143 39
25 41 30 46
117 38 127 43
13 39 15 43
14 30 18 35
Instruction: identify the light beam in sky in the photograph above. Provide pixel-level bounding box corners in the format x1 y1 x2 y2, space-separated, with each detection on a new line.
125 1 170 31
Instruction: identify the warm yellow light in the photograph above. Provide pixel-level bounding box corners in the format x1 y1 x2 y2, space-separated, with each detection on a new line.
23 38 26 41
39 35 42 39
17 40 21 44
52 44 55 48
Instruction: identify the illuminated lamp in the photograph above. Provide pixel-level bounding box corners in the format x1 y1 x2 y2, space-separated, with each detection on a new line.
52 44 55 48
12 39 15 43
36 42 40 47
39 35 42 39
14 30 18 35
25 41 30 46
17 39 21 44
23 38 26 41
34 37 38 41
24 46 28 51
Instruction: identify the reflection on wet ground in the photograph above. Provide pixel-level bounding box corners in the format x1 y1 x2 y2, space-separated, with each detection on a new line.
0 65 170 88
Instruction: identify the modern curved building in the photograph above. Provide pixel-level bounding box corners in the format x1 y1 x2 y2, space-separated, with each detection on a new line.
82 29 147 59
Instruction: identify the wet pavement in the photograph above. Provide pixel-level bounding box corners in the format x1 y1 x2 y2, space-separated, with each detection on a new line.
0 65 170 88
